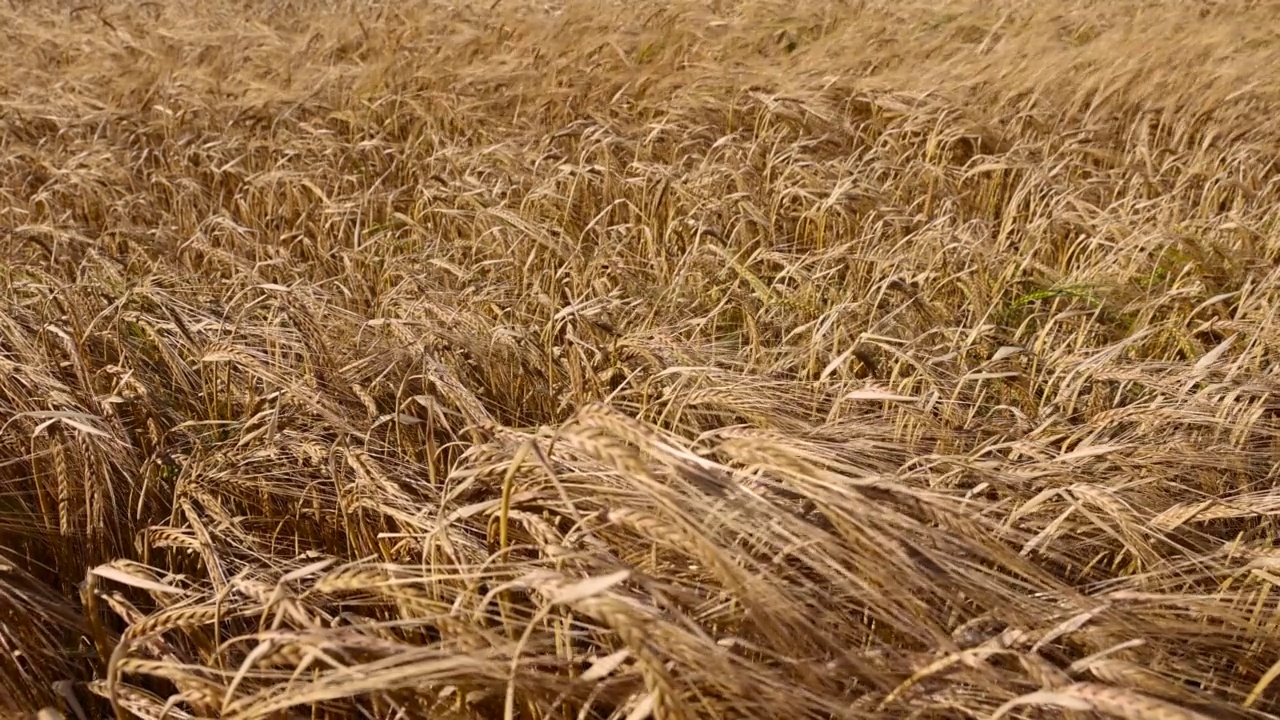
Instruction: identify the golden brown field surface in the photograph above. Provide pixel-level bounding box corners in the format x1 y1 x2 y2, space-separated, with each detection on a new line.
4 1 1280 718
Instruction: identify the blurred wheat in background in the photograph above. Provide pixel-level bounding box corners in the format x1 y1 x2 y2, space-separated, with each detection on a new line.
3 0 1280 718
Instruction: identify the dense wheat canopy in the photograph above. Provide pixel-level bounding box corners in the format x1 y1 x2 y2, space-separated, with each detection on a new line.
4 0 1280 718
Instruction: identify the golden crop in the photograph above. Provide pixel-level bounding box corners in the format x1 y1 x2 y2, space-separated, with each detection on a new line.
3 1 1280 718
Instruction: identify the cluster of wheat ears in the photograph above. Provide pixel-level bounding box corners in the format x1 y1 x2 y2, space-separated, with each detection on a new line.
3 0 1280 719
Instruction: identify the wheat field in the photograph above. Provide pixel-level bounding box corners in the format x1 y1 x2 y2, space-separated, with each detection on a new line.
3 0 1280 718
